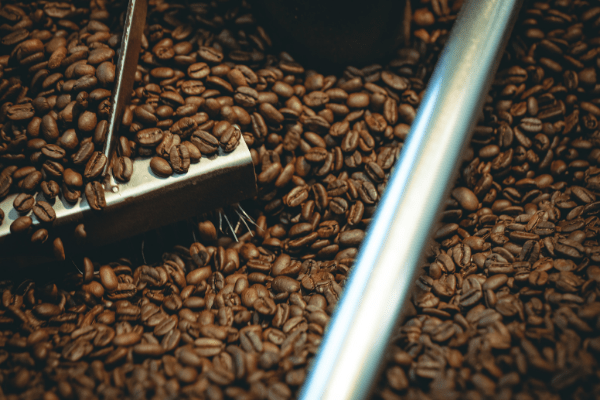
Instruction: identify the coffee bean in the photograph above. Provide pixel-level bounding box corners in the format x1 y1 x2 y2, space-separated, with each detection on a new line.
169 145 190 173
198 46 223 63
365 162 385 183
358 181 378 204
187 62 210 79
13 193 35 214
53 237 65 261
72 141 95 165
33 303 61 319
7 103 35 121
347 93 370 108
85 181 106 211
31 228 49 244
0 174 12 199
21 170 43 191
78 111 98 133
113 156 133 182
339 229 365 247
451 187 479 211
134 105 158 125
39 114 60 142
72 75 98 92
58 129 79 151
330 197 348 214
191 130 219 155
41 180 60 200
97 61 116 85
94 120 108 145
62 181 81 203
99 265 118 291
150 156 173 177
219 125 241 152
10 216 32 234
305 147 328 163
84 151 107 179
259 103 284 125
272 276 301 293
160 91 185 108
32 201 56 223
136 127 164 146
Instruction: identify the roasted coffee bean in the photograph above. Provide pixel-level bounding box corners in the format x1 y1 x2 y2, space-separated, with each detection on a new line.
188 62 210 79
339 229 365 247
21 170 43 191
59 129 79 151
63 168 83 188
94 120 108 145
219 125 241 152
53 237 65 261
10 216 32 234
97 61 116 84
78 111 98 133
62 181 81 203
41 180 60 200
191 130 219 155
84 152 107 179
306 147 328 163
31 228 49 244
136 127 164 146
330 197 348 214
0 174 11 199
32 201 56 223
13 193 35 214
72 142 95 165
41 144 66 160
113 156 133 182
169 145 190 173
150 156 173 177
40 115 59 141
85 181 106 211
452 187 479 211
7 103 35 120
99 265 118 292
170 117 197 138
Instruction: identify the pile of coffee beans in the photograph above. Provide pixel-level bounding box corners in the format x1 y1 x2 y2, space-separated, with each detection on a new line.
119 1 268 179
1 0 600 399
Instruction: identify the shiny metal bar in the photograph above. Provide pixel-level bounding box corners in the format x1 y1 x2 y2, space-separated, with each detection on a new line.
102 0 147 175
298 0 524 399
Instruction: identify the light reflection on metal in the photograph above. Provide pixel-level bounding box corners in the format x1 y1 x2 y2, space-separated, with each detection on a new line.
102 0 147 175
298 0 524 399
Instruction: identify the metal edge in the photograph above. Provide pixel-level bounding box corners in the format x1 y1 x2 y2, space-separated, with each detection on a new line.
0 139 255 246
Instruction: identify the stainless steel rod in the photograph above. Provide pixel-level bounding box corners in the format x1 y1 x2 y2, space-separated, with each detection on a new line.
298 0 524 399
102 0 147 175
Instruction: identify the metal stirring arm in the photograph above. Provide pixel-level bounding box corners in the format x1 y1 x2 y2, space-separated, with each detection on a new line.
102 0 146 175
298 0 524 399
